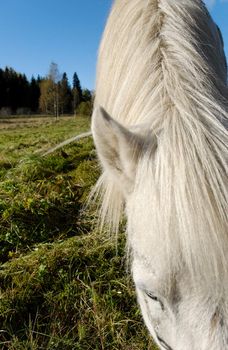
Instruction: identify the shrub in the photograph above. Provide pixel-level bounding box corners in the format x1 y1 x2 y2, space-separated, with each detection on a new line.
0 107 12 117
16 107 31 115
76 101 93 116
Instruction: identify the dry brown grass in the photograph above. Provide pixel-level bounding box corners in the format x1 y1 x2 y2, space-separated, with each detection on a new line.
0 115 75 130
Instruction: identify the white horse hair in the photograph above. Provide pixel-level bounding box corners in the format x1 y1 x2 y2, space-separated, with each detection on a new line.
92 0 228 349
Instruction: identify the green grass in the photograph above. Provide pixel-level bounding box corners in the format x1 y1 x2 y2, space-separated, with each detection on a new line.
0 115 158 349
0 115 91 164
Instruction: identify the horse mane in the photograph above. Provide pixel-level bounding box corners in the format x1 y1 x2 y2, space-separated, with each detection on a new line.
92 0 228 291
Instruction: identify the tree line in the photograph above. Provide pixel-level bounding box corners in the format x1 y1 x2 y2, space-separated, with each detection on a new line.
0 62 93 117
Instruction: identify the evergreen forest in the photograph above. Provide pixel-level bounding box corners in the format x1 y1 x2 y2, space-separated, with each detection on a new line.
0 63 93 117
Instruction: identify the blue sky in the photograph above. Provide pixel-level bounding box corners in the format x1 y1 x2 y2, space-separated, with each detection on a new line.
206 0 228 57
0 0 227 90
0 0 113 89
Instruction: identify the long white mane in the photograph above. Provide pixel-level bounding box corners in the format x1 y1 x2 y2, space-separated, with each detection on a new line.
93 0 228 293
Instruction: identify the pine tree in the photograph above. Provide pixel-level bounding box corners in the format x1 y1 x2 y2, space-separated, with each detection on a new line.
29 76 41 113
59 73 72 114
0 68 5 110
72 72 82 113
0 67 31 114
82 88 92 102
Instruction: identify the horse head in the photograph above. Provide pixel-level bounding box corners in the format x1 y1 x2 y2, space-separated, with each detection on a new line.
92 1 228 348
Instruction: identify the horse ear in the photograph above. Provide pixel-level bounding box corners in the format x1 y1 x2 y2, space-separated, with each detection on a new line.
92 107 144 193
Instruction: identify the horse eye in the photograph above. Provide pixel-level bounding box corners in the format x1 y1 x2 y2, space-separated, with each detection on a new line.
145 291 158 301
145 291 165 311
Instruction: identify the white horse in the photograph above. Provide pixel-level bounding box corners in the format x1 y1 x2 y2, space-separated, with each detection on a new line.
92 1 228 349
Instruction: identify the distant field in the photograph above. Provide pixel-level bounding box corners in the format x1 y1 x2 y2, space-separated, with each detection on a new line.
0 116 157 349
0 115 90 162
0 115 74 130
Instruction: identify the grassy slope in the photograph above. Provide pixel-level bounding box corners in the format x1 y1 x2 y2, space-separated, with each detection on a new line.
0 116 157 349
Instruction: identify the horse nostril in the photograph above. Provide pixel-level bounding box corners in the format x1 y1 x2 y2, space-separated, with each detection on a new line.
211 311 219 330
220 317 224 328
211 309 224 332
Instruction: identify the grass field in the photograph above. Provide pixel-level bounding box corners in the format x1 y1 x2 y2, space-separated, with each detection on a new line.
0 115 157 349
